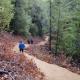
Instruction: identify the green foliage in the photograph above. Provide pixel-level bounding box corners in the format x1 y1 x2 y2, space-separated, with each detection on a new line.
0 0 14 31
28 0 49 37
10 0 49 37
50 0 80 61
62 24 76 56
10 0 32 36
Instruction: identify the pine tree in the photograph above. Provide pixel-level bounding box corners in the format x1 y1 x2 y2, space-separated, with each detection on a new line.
0 0 14 31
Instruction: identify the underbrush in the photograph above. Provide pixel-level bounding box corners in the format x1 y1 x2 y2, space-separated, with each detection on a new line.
0 53 44 80
0 32 45 80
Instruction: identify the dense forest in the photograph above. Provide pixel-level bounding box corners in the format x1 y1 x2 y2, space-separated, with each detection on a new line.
0 0 80 80
0 0 80 71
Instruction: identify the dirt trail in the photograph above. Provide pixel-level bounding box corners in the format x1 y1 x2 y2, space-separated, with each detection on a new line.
13 36 80 80
37 36 49 46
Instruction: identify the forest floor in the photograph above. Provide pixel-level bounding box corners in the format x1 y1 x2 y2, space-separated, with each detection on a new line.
13 35 80 80
0 33 45 80
0 32 80 80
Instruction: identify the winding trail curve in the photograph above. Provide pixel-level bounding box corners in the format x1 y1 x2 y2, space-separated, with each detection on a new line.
13 36 80 80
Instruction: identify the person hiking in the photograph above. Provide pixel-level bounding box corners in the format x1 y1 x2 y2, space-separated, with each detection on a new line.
27 33 33 44
19 41 25 53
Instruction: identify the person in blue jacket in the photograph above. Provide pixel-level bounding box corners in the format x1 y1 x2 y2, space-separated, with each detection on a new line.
19 41 25 53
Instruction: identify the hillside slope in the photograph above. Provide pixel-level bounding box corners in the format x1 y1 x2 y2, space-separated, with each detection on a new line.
13 36 80 80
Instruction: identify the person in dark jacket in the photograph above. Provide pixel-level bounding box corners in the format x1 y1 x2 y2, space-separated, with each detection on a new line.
19 41 25 53
27 33 33 44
